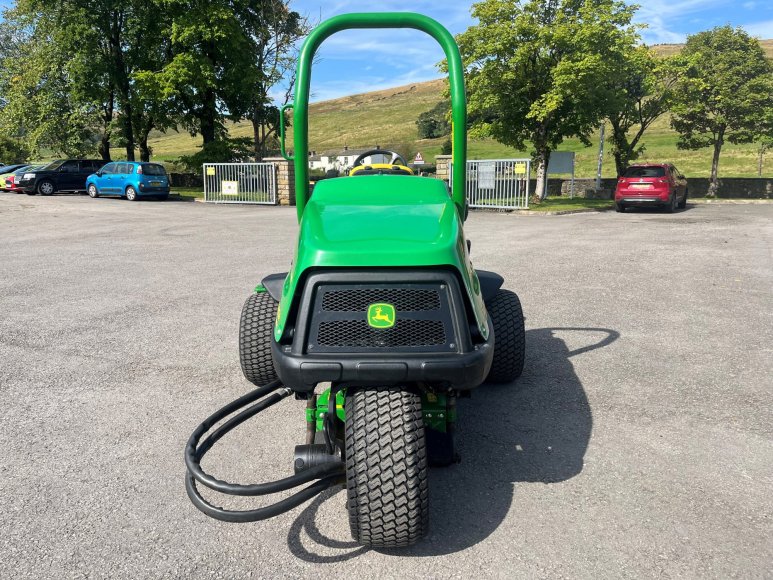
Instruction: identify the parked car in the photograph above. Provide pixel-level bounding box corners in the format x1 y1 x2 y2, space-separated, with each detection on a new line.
0 164 31 190
86 161 170 201
615 164 688 213
17 159 109 196
4 165 45 193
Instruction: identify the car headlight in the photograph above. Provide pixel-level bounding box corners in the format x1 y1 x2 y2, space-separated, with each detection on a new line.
23 173 35 179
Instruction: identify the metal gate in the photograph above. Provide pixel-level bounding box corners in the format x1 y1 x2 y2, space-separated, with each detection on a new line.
203 163 277 204
451 159 531 209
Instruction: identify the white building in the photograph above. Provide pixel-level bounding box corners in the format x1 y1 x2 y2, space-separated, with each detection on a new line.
308 146 391 173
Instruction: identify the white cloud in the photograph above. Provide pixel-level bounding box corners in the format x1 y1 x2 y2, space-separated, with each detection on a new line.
740 18 773 37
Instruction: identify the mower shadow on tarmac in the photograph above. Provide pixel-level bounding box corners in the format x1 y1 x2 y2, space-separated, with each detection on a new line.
287 327 620 560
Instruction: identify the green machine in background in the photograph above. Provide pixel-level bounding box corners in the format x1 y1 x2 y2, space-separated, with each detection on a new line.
185 12 525 549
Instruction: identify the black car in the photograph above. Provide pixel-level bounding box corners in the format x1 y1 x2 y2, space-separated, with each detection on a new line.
18 159 108 196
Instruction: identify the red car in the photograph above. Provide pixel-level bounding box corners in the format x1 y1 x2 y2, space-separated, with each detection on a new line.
615 164 688 213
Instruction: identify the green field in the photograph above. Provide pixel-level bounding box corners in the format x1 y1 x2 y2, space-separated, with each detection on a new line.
134 39 773 178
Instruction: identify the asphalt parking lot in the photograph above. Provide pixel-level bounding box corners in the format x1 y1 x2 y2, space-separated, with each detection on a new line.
1 193 771 578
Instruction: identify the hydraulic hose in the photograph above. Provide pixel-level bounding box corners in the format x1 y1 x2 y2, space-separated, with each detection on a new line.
184 380 345 522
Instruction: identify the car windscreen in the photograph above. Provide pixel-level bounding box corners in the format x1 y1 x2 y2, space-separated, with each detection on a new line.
41 160 65 171
141 164 167 176
623 166 665 178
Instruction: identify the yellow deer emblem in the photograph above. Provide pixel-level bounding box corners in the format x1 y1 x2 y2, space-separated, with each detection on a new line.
367 303 396 328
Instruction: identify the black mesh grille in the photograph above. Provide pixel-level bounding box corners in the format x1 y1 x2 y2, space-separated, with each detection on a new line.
321 288 440 312
317 319 446 348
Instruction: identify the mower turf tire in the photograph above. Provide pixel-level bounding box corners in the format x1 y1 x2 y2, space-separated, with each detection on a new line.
345 387 428 548
239 292 278 386
485 289 526 383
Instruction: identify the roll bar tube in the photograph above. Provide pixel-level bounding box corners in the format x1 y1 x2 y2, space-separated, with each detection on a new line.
285 13 467 221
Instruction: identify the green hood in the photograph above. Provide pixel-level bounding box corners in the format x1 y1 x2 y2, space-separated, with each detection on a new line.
274 175 489 340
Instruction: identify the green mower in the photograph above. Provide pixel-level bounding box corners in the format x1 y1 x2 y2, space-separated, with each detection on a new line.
185 12 525 549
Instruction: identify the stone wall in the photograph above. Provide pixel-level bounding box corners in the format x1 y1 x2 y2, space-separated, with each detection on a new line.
435 155 451 183
264 157 294 205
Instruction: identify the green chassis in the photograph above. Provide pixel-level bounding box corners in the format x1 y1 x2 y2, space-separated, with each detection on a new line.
272 13 490 435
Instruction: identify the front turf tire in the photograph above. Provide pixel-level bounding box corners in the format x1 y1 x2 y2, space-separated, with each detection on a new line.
88 184 99 198
239 292 278 386
485 289 526 383
345 387 429 548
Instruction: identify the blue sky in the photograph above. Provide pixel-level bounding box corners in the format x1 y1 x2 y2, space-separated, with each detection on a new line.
290 0 773 101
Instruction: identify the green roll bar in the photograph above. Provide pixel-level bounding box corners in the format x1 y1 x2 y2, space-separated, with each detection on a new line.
280 12 467 222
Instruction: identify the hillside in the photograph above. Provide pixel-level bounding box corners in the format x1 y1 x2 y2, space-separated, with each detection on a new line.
140 39 773 178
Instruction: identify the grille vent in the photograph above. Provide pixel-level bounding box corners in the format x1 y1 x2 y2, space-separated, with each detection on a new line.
321 288 440 312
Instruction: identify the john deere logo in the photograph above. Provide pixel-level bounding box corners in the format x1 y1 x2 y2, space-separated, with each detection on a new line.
367 303 396 328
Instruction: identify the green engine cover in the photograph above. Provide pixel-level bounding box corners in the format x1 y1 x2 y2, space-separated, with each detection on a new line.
274 175 489 341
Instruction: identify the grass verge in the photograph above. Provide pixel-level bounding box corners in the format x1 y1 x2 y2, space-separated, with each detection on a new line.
172 187 204 199
527 196 614 212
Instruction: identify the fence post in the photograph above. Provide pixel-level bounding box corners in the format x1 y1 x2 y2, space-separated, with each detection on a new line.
264 157 295 206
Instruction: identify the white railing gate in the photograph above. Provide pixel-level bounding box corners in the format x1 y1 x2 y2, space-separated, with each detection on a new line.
203 163 277 204
451 159 531 209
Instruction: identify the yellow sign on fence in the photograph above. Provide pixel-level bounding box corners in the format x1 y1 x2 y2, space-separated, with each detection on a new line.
513 162 528 175
206 167 216 176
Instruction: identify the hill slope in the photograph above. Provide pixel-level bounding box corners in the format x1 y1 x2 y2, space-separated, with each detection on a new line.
142 40 773 178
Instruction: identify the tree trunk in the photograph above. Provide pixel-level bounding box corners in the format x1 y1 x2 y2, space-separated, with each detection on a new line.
123 109 135 161
708 128 724 197
200 88 217 144
252 114 262 162
533 148 551 201
98 135 111 161
139 130 151 162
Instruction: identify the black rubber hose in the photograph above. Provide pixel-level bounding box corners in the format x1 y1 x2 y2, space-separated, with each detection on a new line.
185 381 344 497
185 473 342 523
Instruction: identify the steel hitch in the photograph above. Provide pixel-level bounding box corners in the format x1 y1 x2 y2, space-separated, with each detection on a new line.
184 379 344 523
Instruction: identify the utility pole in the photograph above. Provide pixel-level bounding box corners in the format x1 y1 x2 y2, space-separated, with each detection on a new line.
595 122 605 191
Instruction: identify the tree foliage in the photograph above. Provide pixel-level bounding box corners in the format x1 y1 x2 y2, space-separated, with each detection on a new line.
0 0 303 164
605 48 678 175
457 0 639 199
670 26 773 195
417 100 451 139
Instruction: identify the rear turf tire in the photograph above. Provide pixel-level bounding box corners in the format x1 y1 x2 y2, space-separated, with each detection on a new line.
615 203 625 213
485 289 526 383
239 292 278 386
345 387 429 548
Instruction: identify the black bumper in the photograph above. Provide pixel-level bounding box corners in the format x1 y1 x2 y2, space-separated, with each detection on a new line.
271 269 494 392
272 338 493 392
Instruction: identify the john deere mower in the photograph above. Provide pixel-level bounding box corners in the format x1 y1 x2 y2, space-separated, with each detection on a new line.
185 12 525 549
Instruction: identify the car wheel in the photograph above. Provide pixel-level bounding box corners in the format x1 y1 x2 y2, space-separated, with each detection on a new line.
665 193 677 213
88 184 99 198
37 180 55 196
615 203 626 213
678 189 688 209
125 186 138 201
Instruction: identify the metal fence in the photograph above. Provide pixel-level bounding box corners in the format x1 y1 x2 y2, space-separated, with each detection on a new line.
203 163 277 204
451 159 531 210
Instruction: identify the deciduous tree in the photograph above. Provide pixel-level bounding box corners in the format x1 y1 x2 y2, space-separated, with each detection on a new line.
670 26 773 196
456 0 639 199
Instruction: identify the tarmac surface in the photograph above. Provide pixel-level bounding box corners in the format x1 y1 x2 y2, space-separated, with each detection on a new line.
1 193 771 579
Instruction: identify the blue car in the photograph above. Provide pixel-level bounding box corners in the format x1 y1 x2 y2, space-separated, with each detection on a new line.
86 161 170 201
